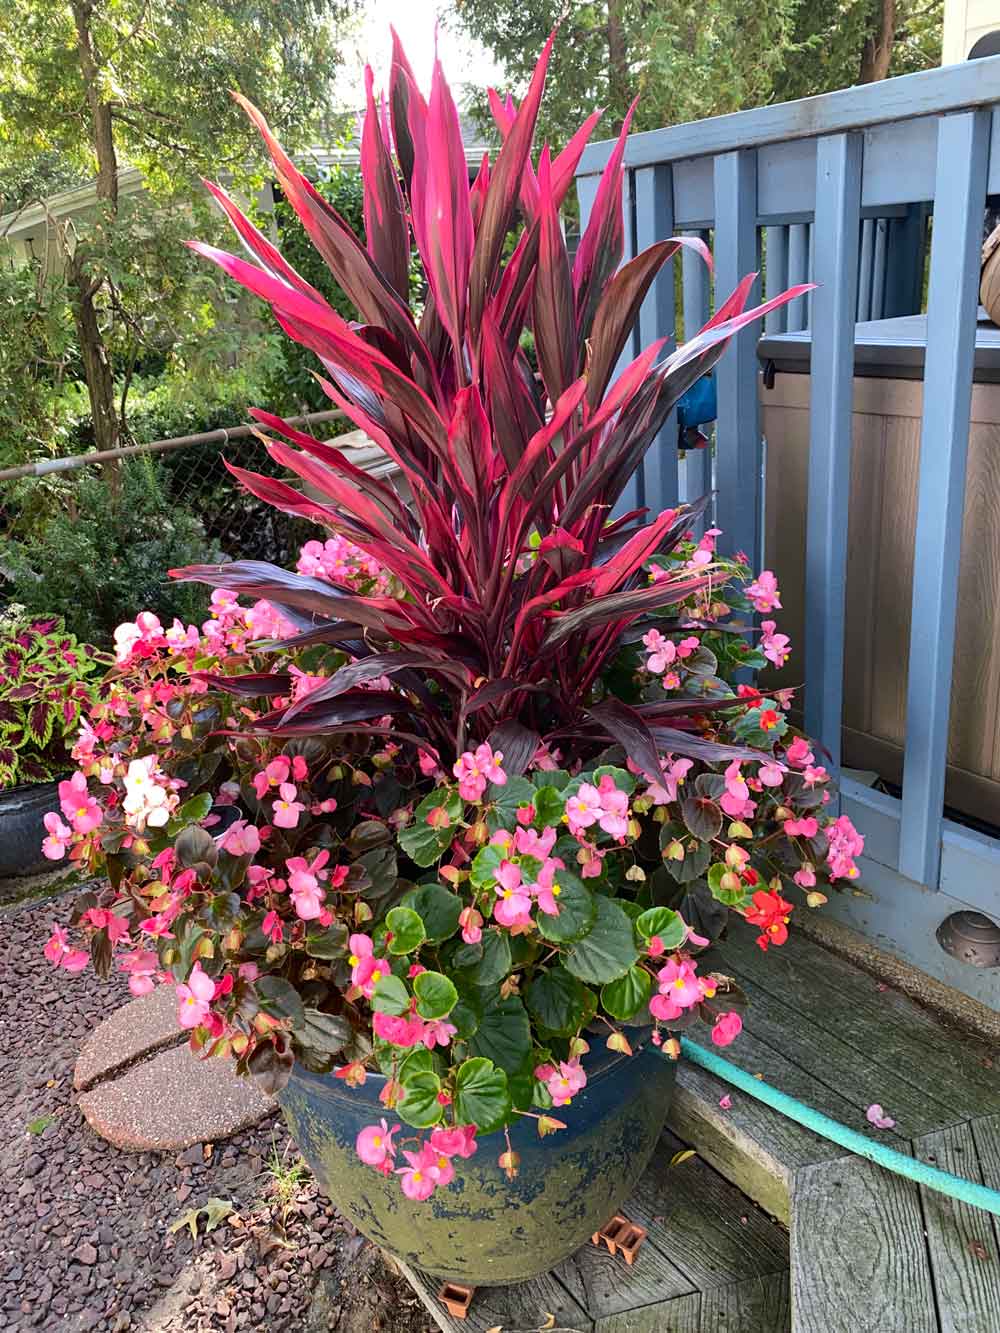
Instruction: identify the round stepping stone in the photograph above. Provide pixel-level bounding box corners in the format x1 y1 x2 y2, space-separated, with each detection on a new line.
74 984 180 1091
75 989 274 1150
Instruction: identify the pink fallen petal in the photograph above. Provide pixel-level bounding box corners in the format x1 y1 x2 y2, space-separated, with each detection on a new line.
719 1094 733 1110
866 1103 896 1130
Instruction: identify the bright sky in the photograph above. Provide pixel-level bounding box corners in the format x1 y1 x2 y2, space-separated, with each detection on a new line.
332 0 504 108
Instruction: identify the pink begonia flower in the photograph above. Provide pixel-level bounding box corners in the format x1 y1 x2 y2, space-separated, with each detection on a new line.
373 1011 425 1047
119 948 159 997
453 744 507 801
656 958 703 1010
531 864 561 917
422 1019 458 1050
758 760 785 788
262 910 284 943
458 907 483 945
272 783 305 830
759 620 791 668
565 783 602 835
219 819 261 857
417 749 441 778
176 962 215 1029
802 764 829 788
720 761 755 819
866 1103 896 1130
287 850 330 921
746 569 782 614
784 816 819 839
794 863 817 889
530 742 562 772
545 1061 587 1107
825 814 864 880
516 805 535 825
348 934 390 997
595 775 629 838
575 840 605 879
514 825 557 859
356 1119 399 1174
430 1125 478 1159
493 861 533 927
43 924 89 972
676 635 700 659
711 1012 743 1046
41 811 73 860
642 628 676 675
289 664 326 703
81 907 129 944
643 755 693 805
398 1145 439 1200
649 992 684 1022
58 771 102 835
785 736 814 768
253 757 290 800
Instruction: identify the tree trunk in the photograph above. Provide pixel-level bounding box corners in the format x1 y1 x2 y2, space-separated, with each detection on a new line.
859 0 896 83
70 0 119 452
606 0 632 134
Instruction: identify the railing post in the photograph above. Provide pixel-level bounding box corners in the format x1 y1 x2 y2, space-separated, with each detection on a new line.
634 163 679 513
803 133 864 773
898 110 991 886
713 149 760 565
679 230 713 518
764 226 789 334
786 224 809 331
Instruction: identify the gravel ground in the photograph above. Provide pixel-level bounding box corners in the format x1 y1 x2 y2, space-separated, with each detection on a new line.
0 889 433 1333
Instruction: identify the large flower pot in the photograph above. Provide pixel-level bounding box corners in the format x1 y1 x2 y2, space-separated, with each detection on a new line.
0 781 61 881
278 1037 676 1286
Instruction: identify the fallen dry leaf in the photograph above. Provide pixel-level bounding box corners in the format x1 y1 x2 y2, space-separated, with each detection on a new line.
968 1239 990 1261
669 1149 696 1167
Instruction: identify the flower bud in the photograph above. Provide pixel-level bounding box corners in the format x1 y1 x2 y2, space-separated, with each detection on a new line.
727 820 753 839
663 838 685 862
663 1037 681 1061
537 1115 567 1137
625 864 646 883
569 1036 590 1058
498 1150 520 1180
806 891 828 908
606 1032 633 1055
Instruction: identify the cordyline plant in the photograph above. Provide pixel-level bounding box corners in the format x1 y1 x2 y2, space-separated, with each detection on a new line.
49 32 864 1203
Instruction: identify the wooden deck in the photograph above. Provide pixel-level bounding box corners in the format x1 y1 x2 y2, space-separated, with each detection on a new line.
401 923 1000 1332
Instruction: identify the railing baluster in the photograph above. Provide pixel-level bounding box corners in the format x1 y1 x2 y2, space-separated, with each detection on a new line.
857 217 874 321
786 223 809 330
803 133 864 773
634 164 679 512
898 110 991 886
679 230 713 518
764 226 789 333
872 218 888 318
713 149 761 564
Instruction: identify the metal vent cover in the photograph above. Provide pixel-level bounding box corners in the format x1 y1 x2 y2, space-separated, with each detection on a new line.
936 911 1000 968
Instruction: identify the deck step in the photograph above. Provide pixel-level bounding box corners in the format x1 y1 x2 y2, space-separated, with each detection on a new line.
396 924 1000 1330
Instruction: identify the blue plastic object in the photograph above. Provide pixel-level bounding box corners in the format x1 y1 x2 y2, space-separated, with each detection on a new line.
676 372 717 430
678 1037 1000 1219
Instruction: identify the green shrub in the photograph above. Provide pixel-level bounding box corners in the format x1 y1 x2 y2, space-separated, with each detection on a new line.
4 455 220 647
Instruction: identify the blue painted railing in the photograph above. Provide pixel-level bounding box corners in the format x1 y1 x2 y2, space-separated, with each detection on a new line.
577 57 1000 1005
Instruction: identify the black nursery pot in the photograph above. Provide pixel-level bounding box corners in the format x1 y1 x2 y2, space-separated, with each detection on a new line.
0 780 63 880
278 1036 676 1286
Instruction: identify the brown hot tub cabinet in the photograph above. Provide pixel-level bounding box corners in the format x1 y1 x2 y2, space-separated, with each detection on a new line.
758 313 1000 829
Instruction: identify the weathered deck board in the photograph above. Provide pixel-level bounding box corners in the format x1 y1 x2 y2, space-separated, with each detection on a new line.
402 1262 593 1333
595 1294 701 1332
716 924 1000 1116
790 1156 938 1333
913 1123 1000 1332
700 1273 792 1331
399 927 1000 1333
554 1225 694 1320
625 1130 789 1288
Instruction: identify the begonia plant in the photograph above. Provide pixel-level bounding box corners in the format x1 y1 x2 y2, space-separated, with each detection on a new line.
48 32 863 1202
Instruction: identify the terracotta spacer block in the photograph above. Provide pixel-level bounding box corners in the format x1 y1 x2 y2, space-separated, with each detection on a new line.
437 1281 475 1319
590 1213 647 1266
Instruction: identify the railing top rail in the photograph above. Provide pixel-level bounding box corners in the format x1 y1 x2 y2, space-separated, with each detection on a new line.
577 53 1000 177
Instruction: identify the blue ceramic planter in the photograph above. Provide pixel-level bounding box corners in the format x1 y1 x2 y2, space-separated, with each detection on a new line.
278 1037 676 1285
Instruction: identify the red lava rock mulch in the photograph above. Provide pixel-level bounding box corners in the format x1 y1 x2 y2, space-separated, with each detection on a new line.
0 889 434 1332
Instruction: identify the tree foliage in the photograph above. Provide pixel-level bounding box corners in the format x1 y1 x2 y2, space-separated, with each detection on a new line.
450 0 942 147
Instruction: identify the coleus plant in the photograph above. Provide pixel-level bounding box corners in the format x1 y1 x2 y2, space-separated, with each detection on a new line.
0 612 105 788
48 33 864 1201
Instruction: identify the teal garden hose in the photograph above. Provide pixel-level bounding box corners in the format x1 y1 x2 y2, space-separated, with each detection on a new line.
678 1036 1000 1219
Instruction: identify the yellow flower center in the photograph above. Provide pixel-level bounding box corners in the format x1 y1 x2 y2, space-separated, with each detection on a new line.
373 1136 382 1148
674 978 686 990
412 1171 423 1182
348 954 360 967
552 885 561 897
371 968 383 982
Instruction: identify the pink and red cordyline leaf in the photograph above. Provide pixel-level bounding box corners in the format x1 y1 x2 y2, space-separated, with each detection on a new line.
532 148 577 405
362 65 410 300
573 98 637 341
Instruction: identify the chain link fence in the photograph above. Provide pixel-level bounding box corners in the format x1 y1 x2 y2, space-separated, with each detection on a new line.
0 409 368 638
